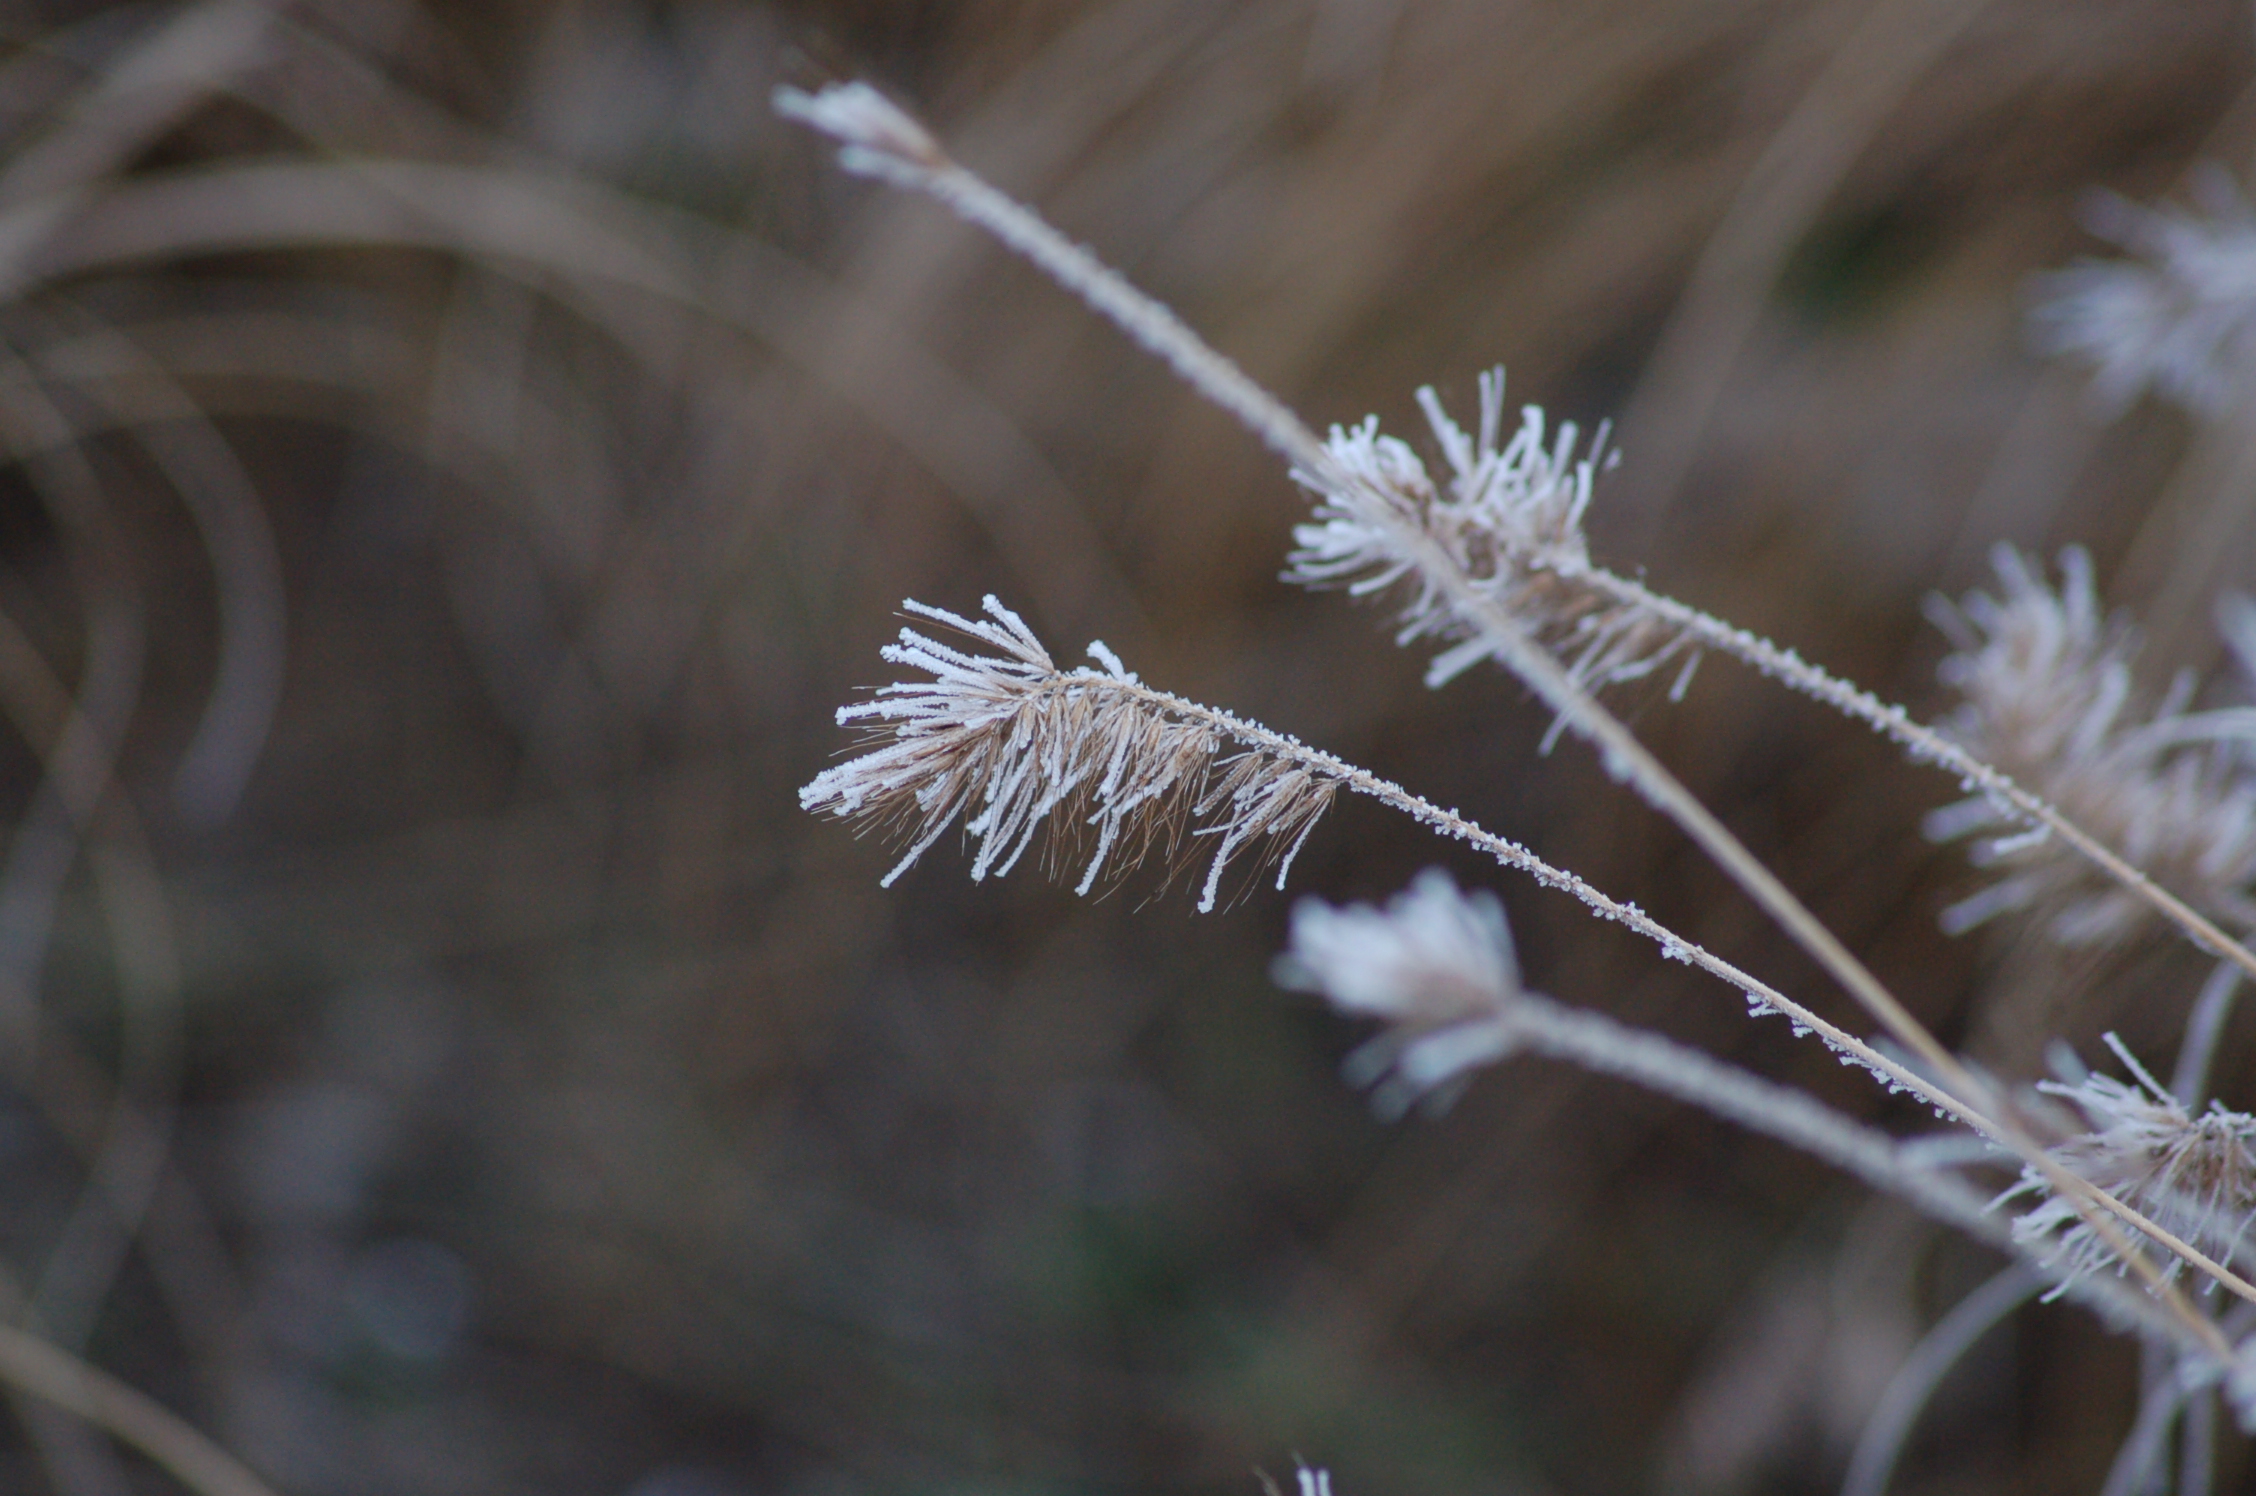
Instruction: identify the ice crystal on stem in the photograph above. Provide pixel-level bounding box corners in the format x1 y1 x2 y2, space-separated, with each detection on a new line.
1287 371 1691 700
2002 1035 2256 1297
1273 868 1531 1118
1927 547 2256 943
799 597 1340 909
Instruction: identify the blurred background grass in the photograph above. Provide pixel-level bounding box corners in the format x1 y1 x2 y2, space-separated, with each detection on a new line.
0 0 2251 1491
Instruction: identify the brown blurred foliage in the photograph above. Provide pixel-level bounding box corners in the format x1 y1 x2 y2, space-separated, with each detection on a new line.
0 0 2251 1492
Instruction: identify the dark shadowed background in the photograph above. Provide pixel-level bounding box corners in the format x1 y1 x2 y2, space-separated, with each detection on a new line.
0 0 2250 1492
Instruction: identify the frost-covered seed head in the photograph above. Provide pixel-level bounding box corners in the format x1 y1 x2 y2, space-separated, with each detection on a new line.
2032 168 2256 418
1286 369 1688 701
1927 546 2256 943
1273 868 1533 1118
799 597 1340 910
2002 1035 2256 1295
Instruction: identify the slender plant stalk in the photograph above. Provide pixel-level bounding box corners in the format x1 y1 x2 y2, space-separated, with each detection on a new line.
1579 565 2256 984
0 1320 281 1496
2182 1384 2216 1496
2172 958 2244 1107
2101 1372 2194 1496
1503 1001 2196 1349
1504 999 2000 1253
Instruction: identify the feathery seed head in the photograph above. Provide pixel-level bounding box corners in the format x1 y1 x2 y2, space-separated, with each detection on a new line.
1930 546 2124 773
1273 868 1532 1118
800 597 1341 909
2003 1035 2256 1295
1927 547 2256 942
2033 168 2256 418
1287 370 1688 698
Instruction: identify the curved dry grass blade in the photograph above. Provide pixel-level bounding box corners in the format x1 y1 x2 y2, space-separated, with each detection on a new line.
2175 959 2245 1109
30 314 286 826
5 157 1148 645
0 1318 280 1496
0 339 144 1065
0 0 279 297
0 393 191 1380
33 820 183 1349
2102 1370 2196 1496
0 0 277 207
1840 1266 2040 1496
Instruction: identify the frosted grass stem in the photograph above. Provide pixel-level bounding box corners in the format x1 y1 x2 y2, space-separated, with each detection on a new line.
1580 565 2256 985
1499 999 2193 1349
